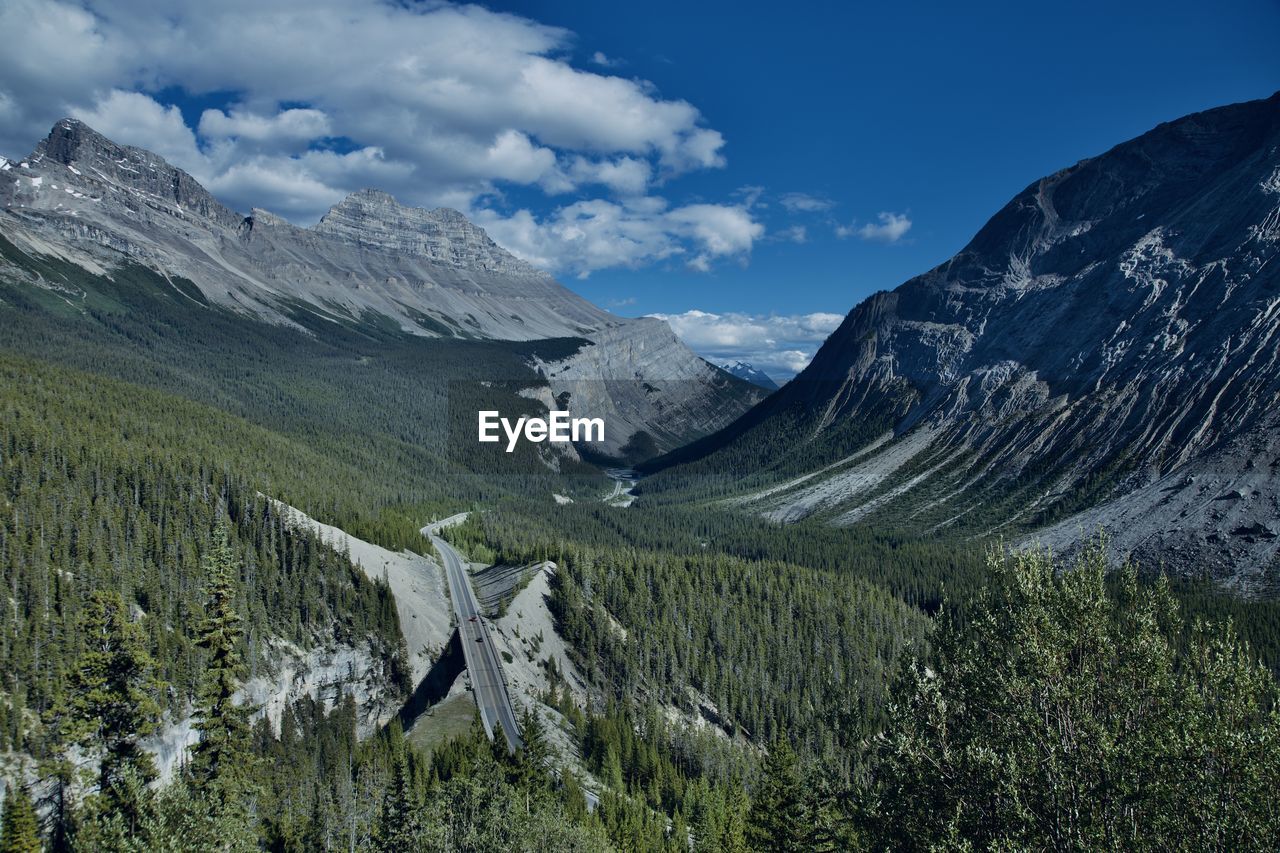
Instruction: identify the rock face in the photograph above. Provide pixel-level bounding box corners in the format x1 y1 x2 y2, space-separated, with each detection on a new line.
0 118 757 454
31 118 242 229
537 319 765 459
312 189 539 277
0 118 610 340
659 93 1280 592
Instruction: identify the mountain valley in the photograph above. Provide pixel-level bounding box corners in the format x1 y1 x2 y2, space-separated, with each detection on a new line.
1 51 1278 853
647 93 1280 594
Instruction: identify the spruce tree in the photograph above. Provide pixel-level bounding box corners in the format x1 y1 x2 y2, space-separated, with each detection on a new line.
517 707 551 792
373 721 421 852
715 782 750 853
190 521 258 834
52 590 162 829
559 766 588 822
875 545 1280 849
602 745 625 793
747 739 806 852
1 781 39 853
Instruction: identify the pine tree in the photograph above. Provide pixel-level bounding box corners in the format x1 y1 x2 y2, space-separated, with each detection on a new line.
602 745 625 793
559 766 588 822
1 781 39 853
875 545 1280 849
712 782 750 853
190 521 258 839
669 808 689 852
747 739 806 853
51 590 163 829
517 707 550 792
373 720 421 852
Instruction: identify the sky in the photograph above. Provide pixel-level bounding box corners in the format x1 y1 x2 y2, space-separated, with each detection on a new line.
1 1 1277 380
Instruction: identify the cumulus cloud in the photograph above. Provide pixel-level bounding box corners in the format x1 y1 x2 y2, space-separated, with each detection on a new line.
590 51 620 68
474 197 762 278
837 211 913 243
566 155 652 195
0 0 746 273
779 192 834 213
71 90 203 174
198 107 331 148
647 309 844 380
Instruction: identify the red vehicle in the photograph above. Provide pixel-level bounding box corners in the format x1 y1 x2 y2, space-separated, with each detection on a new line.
468 615 478 622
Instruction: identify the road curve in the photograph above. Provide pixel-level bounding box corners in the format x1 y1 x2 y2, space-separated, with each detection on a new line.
426 521 522 754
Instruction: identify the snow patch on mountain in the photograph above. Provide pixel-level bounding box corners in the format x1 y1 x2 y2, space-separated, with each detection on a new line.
718 360 780 390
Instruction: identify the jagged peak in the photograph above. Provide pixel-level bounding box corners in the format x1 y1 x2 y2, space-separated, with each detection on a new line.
26 117 242 227
320 188 468 225
16 118 543 276
35 116 156 168
338 187 397 205
314 187 546 277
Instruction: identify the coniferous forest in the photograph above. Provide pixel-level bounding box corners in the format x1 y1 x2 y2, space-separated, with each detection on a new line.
0 240 1277 850
2 8 1280 850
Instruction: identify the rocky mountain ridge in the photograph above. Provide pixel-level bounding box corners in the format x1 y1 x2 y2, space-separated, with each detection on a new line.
311 188 542 277
655 92 1280 592
0 118 759 457
1 118 610 339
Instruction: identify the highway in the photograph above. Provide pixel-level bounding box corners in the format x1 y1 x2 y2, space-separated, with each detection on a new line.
426 520 523 754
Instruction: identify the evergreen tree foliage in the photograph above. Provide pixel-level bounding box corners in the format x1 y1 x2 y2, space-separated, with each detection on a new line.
518 706 551 794
0 353 410 756
747 740 806 853
373 720 422 853
189 519 258 838
51 591 162 829
873 544 1280 850
1 781 39 853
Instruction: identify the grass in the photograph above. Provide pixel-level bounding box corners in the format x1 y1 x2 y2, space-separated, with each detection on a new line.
405 693 481 758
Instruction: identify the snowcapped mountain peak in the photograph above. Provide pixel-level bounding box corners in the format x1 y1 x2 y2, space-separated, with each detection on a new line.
718 361 780 390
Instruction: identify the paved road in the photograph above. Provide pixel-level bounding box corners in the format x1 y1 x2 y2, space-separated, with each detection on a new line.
602 468 638 506
426 521 522 754
424 516 602 808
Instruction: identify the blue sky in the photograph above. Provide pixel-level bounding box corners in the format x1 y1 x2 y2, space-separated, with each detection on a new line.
1 0 1277 378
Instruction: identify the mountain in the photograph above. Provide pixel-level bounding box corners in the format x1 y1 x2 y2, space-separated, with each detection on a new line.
0 118 760 459
646 92 1280 592
719 360 780 390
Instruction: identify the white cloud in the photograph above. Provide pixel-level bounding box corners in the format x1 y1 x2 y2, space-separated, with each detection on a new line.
837 211 912 243
647 309 844 379
775 225 808 243
566 155 652 195
474 197 763 278
779 192 834 213
198 107 331 148
590 51 620 68
666 204 762 256
71 90 203 175
0 0 731 231
734 185 766 209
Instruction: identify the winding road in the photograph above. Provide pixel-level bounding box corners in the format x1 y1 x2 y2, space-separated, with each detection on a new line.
425 518 522 754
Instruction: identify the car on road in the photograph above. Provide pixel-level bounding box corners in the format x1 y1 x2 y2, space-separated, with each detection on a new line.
476 636 484 643
469 615 478 622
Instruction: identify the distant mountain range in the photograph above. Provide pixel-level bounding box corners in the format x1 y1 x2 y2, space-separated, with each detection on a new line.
0 119 761 460
718 361 780 390
649 92 1280 593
